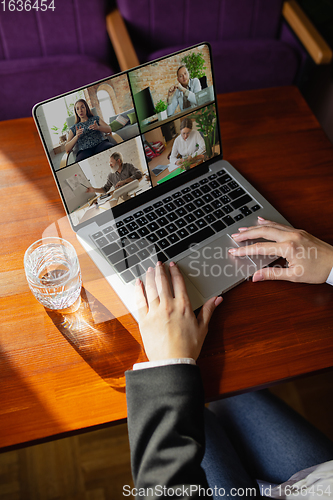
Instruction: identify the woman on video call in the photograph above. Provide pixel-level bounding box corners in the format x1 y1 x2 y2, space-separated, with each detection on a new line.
65 99 115 162
170 117 205 166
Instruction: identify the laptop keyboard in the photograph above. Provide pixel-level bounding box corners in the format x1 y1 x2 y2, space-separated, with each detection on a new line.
90 169 261 283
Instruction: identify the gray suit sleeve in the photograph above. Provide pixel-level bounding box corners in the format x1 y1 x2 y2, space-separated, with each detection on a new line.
125 364 211 498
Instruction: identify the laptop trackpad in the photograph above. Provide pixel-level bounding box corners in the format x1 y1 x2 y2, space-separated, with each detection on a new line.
176 234 257 298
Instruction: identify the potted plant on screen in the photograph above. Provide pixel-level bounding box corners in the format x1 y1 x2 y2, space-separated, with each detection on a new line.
59 122 68 143
52 121 69 143
180 156 192 172
181 52 207 89
191 105 217 159
155 100 168 121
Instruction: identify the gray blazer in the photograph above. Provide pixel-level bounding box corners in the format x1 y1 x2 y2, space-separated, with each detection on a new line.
125 364 210 498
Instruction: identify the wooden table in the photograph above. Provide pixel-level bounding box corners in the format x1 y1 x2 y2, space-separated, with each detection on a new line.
1 86 333 451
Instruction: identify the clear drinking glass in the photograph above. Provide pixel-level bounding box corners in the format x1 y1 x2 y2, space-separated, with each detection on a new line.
24 237 82 311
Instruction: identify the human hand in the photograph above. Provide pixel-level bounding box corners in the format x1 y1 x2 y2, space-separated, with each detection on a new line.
76 125 84 136
135 262 223 362
168 85 176 97
229 217 333 284
88 120 99 131
115 180 125 188
176 82 186 92
86 187 95 193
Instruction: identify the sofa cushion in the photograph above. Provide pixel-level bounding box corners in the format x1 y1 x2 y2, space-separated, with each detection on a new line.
110 120 124 132
127 111 137 124
0 55 113 120
0 0 110 62
109 108 135 124
117 0 283 62
116 123 140 141
148 39 300 94
116 114 129 126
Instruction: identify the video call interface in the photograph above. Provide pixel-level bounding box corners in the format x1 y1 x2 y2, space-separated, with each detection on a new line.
34 43 220 227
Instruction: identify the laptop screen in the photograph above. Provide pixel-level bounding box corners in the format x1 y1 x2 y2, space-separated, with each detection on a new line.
33 43 221 229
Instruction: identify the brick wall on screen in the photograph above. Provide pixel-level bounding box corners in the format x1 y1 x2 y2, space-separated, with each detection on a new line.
111 75 133 112
83 75 133 121
130 46 212 109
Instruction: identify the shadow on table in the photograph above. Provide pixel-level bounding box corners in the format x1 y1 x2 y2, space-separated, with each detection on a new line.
46 287 143 392
0 349 67 450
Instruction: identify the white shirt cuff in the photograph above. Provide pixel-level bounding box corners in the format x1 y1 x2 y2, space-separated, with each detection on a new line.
326 267 333 286
133 358 196 371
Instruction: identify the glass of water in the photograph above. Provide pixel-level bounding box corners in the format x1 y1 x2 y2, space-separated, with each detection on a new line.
24 237 82 311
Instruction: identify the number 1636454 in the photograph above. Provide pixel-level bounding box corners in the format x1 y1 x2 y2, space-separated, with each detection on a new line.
1 0 55 11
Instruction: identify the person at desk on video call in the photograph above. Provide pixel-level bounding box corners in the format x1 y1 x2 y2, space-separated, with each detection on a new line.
86 151 143 197
126 219 333 499
167 65 201 117
65 99 113 162
170 118 205 166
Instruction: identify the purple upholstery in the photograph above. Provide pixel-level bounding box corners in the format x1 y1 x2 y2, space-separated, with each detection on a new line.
117 0 304 93
0 1 114 121
149 40 300 93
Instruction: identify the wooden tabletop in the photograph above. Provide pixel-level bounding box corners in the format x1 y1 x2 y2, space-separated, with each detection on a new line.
1 86 333 450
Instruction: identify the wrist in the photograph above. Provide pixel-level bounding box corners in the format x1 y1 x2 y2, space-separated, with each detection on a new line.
323 245 333 283
326 266 333 286
133 358 196 370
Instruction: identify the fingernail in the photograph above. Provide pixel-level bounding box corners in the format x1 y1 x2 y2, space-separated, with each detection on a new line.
169 261 176 267
156 261 163 266
253 273 264 282
231 233 240 238
228 248 237 254
148 267 154 272
214 296 223 306
135 278 141 286
238 227 248 232
258 216 265 221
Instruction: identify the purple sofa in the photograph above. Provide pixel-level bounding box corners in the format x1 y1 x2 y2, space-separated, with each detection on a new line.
115 0 308 94
0 0 114 121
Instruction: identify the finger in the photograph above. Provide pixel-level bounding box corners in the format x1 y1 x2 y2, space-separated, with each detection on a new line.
235 219 294 235
231 226 292 244
257 218 294 232
197 296 223 332
252 266 299 283
145 267 160 307
229 241 289 259
155 262 173 300
135 278 148 321
169 262 190 303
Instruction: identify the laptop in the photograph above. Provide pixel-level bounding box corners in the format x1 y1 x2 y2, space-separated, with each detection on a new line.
33 42 289 321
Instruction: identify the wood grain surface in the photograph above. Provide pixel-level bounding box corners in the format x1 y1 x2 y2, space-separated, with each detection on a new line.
1 86 333 450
